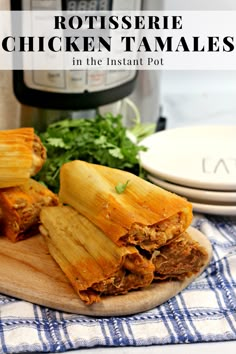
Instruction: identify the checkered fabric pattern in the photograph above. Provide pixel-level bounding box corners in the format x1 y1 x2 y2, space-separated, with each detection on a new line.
0 213 235 353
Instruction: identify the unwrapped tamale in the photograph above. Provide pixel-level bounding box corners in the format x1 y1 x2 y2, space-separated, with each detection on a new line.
59 160 193 252
40 205 155 305
0 179 58 242
0 127 46 188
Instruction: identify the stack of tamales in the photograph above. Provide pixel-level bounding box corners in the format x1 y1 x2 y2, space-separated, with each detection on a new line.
40 160 208 305
0 128 58 241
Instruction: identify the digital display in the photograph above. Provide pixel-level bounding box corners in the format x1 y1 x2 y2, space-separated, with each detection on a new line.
65 0 112 11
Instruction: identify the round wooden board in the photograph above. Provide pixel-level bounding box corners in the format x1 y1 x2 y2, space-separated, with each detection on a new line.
0 227 212 316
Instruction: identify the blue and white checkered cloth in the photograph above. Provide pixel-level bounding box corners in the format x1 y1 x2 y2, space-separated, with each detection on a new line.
0 213 236 353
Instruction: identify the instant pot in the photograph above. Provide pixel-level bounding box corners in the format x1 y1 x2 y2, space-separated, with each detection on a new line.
0 0 161 130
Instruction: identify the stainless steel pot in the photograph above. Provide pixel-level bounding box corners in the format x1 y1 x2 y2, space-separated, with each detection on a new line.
0 1 21 129
0 0 162 130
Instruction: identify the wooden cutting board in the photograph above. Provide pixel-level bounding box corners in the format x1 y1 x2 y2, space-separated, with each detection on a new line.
0 227 212 317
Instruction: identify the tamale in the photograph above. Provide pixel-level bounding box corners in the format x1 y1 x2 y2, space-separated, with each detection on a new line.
39 205 155 305
0 127 46 188
59 160 193 251
0 179 58 242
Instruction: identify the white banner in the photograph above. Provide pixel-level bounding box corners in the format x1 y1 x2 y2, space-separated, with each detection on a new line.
1 10 236 70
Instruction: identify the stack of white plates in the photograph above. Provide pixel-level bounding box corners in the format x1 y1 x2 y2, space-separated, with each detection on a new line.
139 125 236 216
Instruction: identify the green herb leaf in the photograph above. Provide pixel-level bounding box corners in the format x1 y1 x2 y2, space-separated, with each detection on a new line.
34 114 148 193
46 137 68 149
115 180 130 194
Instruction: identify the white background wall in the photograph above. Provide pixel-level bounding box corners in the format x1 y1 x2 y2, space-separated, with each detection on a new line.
163 0 236 10
158 0 236 128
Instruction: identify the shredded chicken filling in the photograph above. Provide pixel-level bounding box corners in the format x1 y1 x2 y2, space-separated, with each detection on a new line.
90 268 153 296
83 253 154 298
122 213 185 252
15 199 56 234
30 134 47 176
152 232 208 280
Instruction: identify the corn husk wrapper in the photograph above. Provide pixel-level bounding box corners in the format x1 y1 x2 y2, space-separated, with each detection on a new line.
40 205 155 305
59 160 193 251
0 127 46 188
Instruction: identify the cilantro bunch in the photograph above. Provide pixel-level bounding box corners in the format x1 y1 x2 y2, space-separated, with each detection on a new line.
35 113 146 193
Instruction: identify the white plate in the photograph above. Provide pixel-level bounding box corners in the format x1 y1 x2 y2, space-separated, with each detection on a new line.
191 201 236 216
147 174 236 203
140 125 236 191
